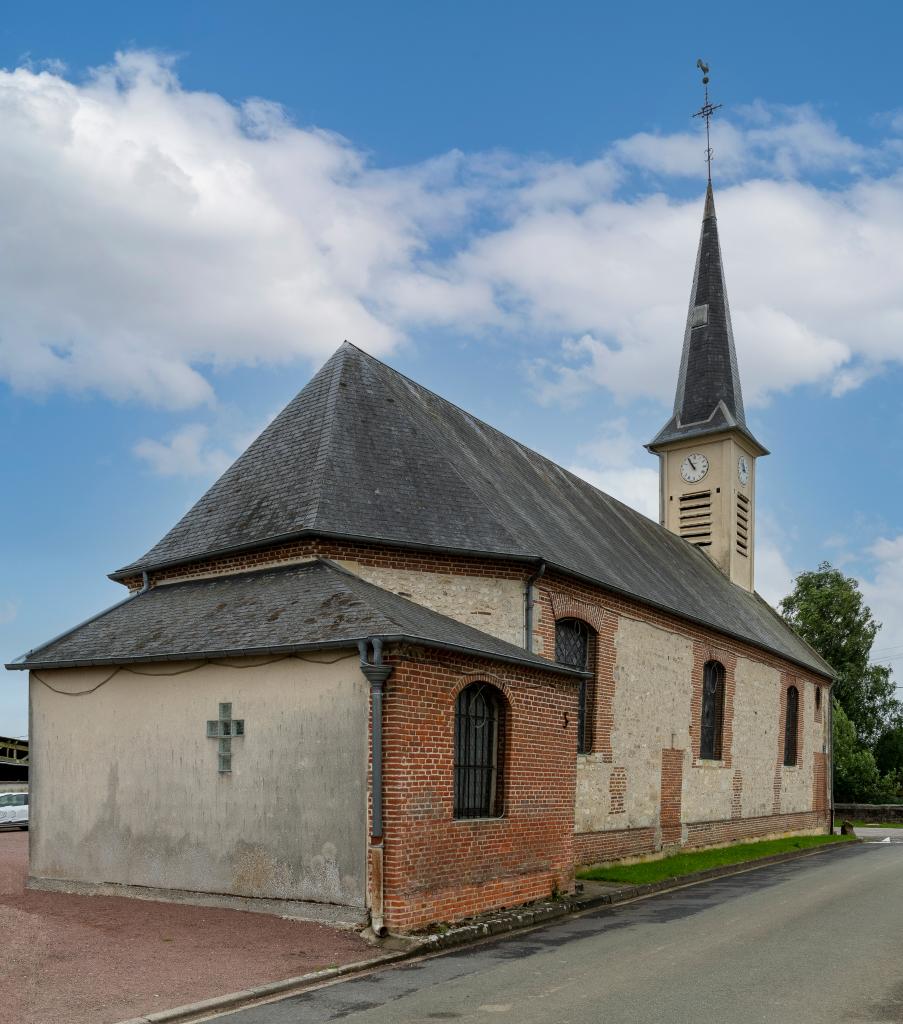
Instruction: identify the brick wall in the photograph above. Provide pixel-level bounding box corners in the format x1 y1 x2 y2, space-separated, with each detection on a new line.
120 537 528 590
379 647 579 932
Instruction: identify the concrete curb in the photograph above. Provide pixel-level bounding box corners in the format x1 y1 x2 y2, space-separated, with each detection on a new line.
114 951 414 1024
115 838 858 1024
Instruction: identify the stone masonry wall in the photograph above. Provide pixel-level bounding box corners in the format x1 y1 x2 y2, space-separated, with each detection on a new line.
531 569 831 863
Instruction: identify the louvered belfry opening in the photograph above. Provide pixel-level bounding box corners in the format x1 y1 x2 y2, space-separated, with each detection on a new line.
454 684 504 819
555 618 591 753
679 490 712 547
784 685 799 766
736 492 750 557
700 660 725 760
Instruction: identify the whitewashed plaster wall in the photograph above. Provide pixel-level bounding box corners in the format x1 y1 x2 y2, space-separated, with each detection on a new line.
29 654 368 909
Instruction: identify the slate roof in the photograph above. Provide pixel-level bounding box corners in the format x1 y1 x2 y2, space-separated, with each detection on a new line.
9 560 585 675
109 341 830 678
649 184 766 453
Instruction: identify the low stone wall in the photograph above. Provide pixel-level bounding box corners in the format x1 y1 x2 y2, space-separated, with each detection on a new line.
835 803 903 824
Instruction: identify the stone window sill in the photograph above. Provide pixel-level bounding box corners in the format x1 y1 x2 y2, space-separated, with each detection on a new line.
694 759 725 769
451 815 507 824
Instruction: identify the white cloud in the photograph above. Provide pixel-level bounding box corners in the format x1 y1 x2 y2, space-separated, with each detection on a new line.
754 539 797 609
862 536 903 664
0 53 902 414
0 600 18 625
133 423 232 478
614 103 869 181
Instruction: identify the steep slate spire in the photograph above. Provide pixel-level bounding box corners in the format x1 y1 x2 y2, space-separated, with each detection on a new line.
648 183 765 453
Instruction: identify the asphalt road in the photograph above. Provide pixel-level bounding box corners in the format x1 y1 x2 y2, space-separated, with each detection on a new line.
222 835 903 1024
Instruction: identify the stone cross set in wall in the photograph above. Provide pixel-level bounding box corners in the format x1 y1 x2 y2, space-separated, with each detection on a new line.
206 702 245 773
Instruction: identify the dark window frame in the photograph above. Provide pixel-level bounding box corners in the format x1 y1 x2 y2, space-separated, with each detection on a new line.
784 685 800 766
555 618 593 754
699 660 725 761
453 683 505 819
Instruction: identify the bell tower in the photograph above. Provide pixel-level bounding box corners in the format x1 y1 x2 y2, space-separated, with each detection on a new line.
647 63 767 592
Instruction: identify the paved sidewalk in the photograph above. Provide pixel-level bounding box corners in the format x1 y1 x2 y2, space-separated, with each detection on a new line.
0 832 372 1024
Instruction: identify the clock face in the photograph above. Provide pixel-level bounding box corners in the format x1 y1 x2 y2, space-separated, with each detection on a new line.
738 456 750 486
680 453 709 484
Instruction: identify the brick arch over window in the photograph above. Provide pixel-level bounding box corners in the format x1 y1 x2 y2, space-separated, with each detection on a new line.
549 594 607 633
555 618 595 754
453 682 507 819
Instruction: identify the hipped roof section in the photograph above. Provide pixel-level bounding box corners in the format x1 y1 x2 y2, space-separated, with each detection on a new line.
112 341 829 678
9 560 585 675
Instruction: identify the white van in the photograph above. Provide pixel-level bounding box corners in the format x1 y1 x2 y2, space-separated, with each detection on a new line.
0 792 28 829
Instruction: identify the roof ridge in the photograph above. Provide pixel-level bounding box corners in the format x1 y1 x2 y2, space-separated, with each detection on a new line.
306 345 348 526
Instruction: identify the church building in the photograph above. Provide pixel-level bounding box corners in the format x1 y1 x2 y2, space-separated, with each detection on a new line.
9 181 832 934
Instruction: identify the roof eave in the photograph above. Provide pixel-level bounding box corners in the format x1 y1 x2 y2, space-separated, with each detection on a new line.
109 531 830 679
646 423 769 457
7 633 588 679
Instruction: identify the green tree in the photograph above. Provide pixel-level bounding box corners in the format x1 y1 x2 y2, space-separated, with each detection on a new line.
874 725 903 778
780 562 899 746
832 700 899 803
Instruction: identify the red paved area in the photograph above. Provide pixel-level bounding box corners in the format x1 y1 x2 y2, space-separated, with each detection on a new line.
0 831 372 1024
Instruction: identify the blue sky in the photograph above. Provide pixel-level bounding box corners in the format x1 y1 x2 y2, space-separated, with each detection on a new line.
3 1 903 737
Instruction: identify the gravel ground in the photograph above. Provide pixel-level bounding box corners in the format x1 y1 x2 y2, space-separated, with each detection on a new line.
0 831 372 1024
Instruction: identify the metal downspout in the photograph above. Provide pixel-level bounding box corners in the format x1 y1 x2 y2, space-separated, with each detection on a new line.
358 637 393 936
827 690 834 834
524 561 546 653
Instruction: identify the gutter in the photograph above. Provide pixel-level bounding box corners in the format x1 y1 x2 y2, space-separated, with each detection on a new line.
108 530 831 680
6 634 588 677
358 637 393 937
9 571 151 667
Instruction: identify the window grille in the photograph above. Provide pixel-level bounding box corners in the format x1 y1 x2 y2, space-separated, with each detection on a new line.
454 684 503 819
556 618 591 753
784 686 799 766
700 661 725 760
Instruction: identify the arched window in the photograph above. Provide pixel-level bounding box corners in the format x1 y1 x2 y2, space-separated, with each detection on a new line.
815 686 822 714
700 660 725 760
454 684 505 819
555 618 591 753
784 685 799 766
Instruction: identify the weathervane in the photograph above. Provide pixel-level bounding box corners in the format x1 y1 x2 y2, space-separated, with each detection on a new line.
693 59 722 184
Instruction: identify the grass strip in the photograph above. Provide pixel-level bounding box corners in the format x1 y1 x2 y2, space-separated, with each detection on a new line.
577 834 855 885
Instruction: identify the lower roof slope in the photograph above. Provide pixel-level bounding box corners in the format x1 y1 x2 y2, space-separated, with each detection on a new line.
112 343 830 678
9 560 583 675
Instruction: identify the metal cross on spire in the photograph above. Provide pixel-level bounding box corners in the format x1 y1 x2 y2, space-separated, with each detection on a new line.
692 59 722 184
